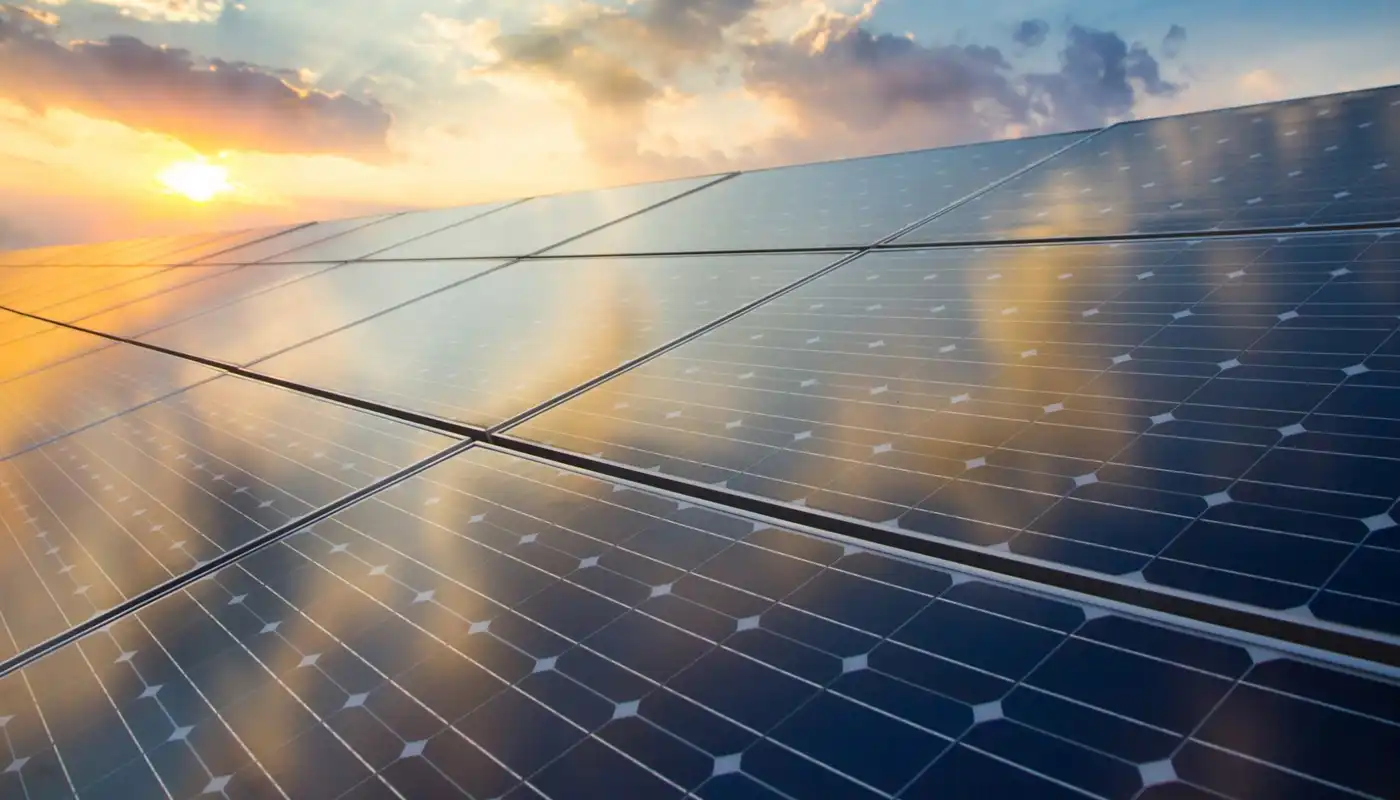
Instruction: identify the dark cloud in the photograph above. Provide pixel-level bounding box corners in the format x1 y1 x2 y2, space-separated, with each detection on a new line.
1024 25 1182 129
640 0 762 52
489 27 658 108
745 24 1028 142
743 16 1181 146
1162 24 1187 59
1012 18 1049 48
0 6 392 160
478 0 767 108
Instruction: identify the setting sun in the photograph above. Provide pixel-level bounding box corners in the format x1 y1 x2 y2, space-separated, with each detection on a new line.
157 159 233 202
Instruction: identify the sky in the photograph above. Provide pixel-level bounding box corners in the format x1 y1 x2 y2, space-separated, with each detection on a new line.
0 0 1397 248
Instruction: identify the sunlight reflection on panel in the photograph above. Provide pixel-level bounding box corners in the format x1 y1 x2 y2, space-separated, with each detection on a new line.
513 233 1400 638
0 374 452 662
3 445 1397 799
902 84 1400 242
134 260 509 366
254 253 845 429
76 262 342 339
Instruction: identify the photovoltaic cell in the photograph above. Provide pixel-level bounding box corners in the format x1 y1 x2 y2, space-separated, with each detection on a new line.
0 267 171 315
26 266 241 324
255 201 509 264
254 253 844 428
191 215 396 265
136 259 508 366
74 262 348 339
365 175 722 261
900 85 1400 245
551 134 1086 256
0 375 452 662
0 446 1394 800
0 340 221 459
0 326 114 383
513 231 1400 639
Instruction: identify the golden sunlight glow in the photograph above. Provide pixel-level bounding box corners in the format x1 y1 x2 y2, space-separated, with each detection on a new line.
157 159 233 203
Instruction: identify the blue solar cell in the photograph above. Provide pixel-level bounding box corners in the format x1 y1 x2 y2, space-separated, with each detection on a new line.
898 85 1400 244
1 446 1392 799
513 231 1400 640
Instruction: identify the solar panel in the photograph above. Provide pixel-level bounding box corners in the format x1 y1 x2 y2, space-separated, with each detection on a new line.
512 231 1400 640
0 267 174 315
364 175 724 261
0 325 115 383
0 376 452 660
191 215 396 265
551 135 1086 256
899 86 1400 245
1 85 1398 800
253 253 846 427
255 201 509 264
2 445 1394 800
137 260 509 366
74 262 348 339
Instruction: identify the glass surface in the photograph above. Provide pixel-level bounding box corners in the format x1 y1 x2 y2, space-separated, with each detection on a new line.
260 201 508 264
139 260 508 365
901 85 1400 244
0 340 219 458
550 134 1085 256
0 267 172 315
78 263 343 338
0 310 53 349
0 327 113 383
34 266 240 323
157 226 300 266
256 253 844 428
0 374 453 662
0 445 1393 799
370 175 720 261
514 231 1400 639
191 215 396 265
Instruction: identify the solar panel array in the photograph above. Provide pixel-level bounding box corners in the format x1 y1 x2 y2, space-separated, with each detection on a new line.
0 85 1397 800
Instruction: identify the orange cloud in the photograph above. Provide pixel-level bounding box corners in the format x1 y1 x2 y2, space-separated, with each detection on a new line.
0 7 392 160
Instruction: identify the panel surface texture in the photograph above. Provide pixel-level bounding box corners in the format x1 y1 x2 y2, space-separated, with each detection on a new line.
514 231 1400 639
254 253 845 428
900 85 1400 244
0 445 1395 799
0 326 114 383
367 175 721 261
550 134 1086 256
0 267 171 314
30 266 241 324
75 263 346 339
257 202 509 264
137 260 507 365
0 375 453 665
192 216 395 265
1 340 222 459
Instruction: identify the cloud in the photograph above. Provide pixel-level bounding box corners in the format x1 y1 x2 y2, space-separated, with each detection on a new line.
86 0 224 24
1012 18 1048 48
745 10 1182 145
432 0 1183 173
3 4 58 25
1162 23 1187 59
0 7 393 160
1023 24 1182 130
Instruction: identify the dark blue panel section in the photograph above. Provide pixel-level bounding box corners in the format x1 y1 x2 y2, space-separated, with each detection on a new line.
900 85 1400 242
3 446 1395 800
515 230 1400 638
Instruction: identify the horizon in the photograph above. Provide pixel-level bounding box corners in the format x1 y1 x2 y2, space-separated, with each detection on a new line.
2 0 1398 248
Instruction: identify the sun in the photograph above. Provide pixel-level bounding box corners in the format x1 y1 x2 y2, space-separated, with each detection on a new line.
157 159 233 203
